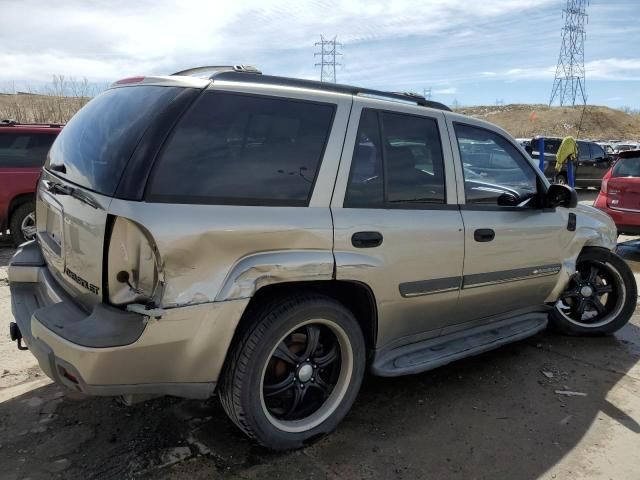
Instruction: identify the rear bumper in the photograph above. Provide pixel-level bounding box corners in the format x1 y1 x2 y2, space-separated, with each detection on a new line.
8 241 249 399
593 204 640 234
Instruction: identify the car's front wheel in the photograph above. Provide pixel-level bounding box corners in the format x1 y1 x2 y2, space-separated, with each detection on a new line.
550 248 637 335
219 294 366 450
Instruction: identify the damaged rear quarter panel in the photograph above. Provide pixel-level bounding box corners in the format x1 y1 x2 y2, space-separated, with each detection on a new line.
107 200 334 307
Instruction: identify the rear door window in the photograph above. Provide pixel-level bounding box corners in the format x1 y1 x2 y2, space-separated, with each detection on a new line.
344 109 446 207
590 143 606 160
0 133 56 167
147 92 335 206
578 142 590 161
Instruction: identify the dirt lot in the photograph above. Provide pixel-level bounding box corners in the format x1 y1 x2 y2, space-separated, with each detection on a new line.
2 194 640 480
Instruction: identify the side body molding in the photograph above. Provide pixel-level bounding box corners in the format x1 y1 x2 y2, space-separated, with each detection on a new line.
216 250 335 301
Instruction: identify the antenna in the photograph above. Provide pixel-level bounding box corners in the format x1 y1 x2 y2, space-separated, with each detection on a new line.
549 0 589 106
314 35 342 83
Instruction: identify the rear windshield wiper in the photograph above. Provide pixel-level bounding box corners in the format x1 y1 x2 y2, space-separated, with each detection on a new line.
44 180 101 209
70 189 101 210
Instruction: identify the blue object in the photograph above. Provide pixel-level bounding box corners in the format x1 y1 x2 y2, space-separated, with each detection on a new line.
538 137 545 172
567 160 575 187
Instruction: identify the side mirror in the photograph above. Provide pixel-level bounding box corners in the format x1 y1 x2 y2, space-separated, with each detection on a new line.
547 184 578 208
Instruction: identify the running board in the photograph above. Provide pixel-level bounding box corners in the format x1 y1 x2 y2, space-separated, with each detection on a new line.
371 314 548 377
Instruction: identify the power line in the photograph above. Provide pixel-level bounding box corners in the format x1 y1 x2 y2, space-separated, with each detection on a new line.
549 0 589 106
423 87 432 101
314 35 342 83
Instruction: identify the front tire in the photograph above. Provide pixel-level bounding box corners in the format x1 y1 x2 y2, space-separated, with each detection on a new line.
555 173 568 185
550 248 637 335
219 294 366 450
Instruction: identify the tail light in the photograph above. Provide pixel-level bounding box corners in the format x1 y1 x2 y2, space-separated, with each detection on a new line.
106 217 163 306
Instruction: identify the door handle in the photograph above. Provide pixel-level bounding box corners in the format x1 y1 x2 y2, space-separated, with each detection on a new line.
474 228 495 242
352 231 383 248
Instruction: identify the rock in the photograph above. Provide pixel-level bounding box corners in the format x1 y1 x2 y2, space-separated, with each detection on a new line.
555 390 587 397
48 458 71 473
541 371 554 379
31 426 47 434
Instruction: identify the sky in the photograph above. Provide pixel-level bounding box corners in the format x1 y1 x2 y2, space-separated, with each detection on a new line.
0 0 638 108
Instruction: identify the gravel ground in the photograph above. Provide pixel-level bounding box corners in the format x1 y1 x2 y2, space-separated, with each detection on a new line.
1 192 640 480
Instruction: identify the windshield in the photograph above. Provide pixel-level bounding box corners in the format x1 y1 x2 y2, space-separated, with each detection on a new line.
613 157 640 177
46 85 182 195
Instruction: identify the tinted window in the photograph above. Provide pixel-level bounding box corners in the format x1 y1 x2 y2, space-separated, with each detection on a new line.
148 92 334 206
531 138 561 154
344 110 384 207
578 142 590 161
590 143 606 159
456 124 537 205
613 157 640 177
46 86 182 195
345 109 446 207
0 133 56 167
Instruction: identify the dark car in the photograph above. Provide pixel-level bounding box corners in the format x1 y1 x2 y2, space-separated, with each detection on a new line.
530 136 611 187
0 120 62 245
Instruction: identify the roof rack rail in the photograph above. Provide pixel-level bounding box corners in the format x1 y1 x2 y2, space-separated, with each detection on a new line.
209 71 452 112
171 65 262 79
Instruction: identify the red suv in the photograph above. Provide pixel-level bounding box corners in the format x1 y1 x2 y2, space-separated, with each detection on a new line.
0 120 62 245
594 149 640 235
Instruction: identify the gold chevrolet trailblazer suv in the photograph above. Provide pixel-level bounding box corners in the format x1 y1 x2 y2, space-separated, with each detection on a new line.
8 66 636 449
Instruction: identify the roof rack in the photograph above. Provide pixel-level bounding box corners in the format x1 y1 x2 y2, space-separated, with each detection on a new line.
209 71 451 112
171 65 262 78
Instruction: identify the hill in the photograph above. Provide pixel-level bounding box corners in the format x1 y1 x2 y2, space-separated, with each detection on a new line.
2 93 639 142
455 104 640 141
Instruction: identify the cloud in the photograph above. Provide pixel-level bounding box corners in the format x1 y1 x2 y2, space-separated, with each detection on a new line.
433 87 457 95
480 71 497 76
0 0 557 84
482 58 640 82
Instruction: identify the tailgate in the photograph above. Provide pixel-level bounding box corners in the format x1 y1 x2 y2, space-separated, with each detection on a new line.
36 170 112 309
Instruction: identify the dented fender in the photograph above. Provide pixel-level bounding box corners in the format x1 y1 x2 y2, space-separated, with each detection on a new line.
545 204 618 303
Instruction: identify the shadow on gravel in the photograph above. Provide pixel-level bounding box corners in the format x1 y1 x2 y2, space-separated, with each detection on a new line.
0 244 15 268
1 321 639 480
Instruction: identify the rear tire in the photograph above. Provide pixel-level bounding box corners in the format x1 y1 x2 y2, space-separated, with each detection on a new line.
219 294 366 450
10 202 36 247
550 248 637 335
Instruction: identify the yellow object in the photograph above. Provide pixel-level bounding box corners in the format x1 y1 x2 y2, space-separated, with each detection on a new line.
555 136 578 172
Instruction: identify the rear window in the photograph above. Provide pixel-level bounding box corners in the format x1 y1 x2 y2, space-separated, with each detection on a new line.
147 92 335 206
613 157 640 177
46 86 183 195
0 133 56 167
